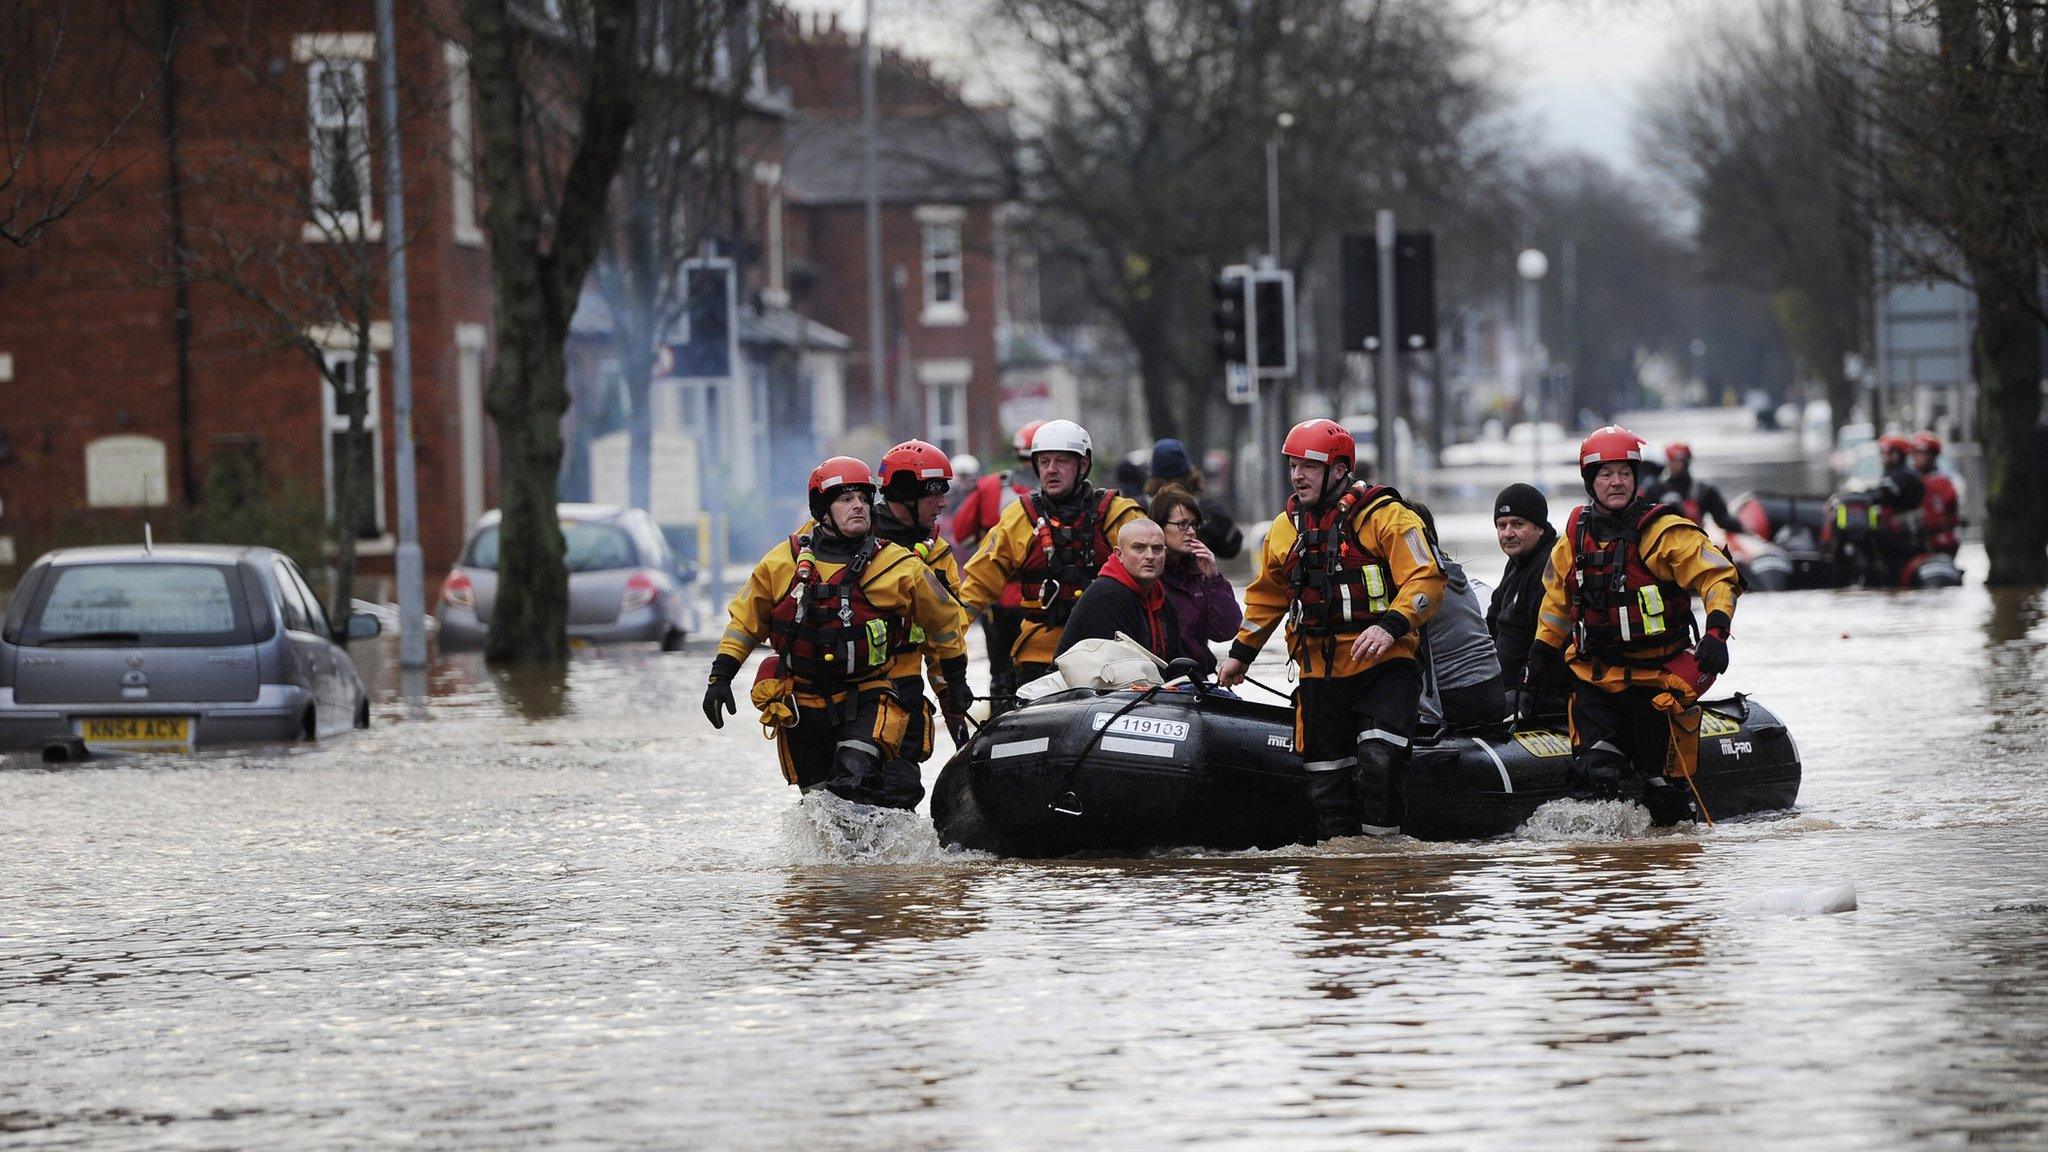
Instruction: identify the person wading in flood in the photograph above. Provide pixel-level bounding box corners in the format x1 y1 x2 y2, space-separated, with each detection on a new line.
958 419 1146 695
949 420 1044 714
868 439 977 806
1525 426 1741 823
1216 419 1445 841
702 457 967 809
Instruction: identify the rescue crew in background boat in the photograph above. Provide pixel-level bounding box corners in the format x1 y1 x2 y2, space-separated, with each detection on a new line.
1525 425 1741 823
1216 419 1446 842
1645 442 1747 538
1910 432 1961 555
702 456 967 809
959 419 1146 692
870 440 977 805
949 420 1046 713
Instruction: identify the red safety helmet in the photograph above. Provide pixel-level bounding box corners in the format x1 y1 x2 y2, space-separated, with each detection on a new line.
808 455 876 522
1012 419 1049 460
879 439 954 502
1878 433 1911 459
1665 441 1692 463
1282 418 1355 472
1579 425 1646 492
1910 431 1942 456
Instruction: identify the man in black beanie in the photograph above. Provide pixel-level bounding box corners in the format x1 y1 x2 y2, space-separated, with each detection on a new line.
1484 482 1560 718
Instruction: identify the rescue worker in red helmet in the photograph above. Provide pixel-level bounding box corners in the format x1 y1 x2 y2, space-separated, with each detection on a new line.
703 456 966 808
1644 441 1746 538
1216 418 1446 841
1525 426 1741 822
869 439 976 806
959 419 1147 693
1909 432 1961 555
949 420 1046 712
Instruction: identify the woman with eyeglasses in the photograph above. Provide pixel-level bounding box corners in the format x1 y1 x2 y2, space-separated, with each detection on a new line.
1148 484 1243 678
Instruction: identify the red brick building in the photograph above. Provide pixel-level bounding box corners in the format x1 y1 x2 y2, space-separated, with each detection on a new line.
0 0 494 580
769 13 1024 460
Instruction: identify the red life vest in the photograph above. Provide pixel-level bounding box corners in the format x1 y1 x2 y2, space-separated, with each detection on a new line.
884 536 954 661
1565 502 1694 661
1919 473 1960 550
767 534 900 686
1282 481 1398 638
1017 486 1119 625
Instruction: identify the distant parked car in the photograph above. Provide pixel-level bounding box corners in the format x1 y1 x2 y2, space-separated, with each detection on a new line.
0 544 379 757
436 504 699 651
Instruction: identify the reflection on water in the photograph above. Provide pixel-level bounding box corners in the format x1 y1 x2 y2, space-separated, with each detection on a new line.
2 579 2047 1149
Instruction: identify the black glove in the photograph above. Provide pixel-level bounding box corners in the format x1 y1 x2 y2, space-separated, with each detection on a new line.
940 655 974 717
702 654 740 729
1525 642 1567 698
945 712 972 746
1694 613 1730 676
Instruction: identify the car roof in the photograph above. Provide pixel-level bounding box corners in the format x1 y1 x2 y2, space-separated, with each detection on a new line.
470 503 638 530
38 544 274 566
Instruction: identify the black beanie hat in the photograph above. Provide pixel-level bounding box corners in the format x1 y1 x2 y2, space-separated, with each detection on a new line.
1493 483 1549 526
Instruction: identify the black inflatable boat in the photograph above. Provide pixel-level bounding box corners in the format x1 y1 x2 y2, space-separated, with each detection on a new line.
930 686 1801 856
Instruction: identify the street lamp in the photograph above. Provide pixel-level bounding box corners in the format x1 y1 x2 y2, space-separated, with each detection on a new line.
1265 111 1294 265
1518 248 1548 485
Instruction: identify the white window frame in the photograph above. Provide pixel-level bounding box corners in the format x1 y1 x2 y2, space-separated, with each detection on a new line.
918 205 966 327
919 359 972 456
294 35 381 244
444 43 483 247
320 346 391 551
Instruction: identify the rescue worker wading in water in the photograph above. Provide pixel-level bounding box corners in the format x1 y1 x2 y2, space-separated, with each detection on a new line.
869 439 976 805
958 419 1146 695
702 457 967 809
949 420 1045 711
1216 419 1446 841
1525 426 1741 824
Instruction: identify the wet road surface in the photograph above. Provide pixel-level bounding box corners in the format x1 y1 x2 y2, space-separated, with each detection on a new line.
4 543 2047 1149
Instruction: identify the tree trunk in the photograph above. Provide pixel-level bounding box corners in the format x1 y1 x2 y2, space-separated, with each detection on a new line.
1971 260 2047 585
1128 290 1181 443
485 312 571 664
331 371 370 621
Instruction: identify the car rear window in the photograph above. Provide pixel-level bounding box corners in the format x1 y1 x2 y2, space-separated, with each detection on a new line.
465 521 641 573
24 563 251 647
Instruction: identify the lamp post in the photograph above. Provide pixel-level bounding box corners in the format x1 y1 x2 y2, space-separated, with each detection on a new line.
1517 247 1548 487
1265 111 1293 265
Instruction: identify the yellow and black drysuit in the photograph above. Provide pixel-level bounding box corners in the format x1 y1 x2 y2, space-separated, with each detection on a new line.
1228 481 1445 840
958 481 1145 692
709 522 966 808
870 500 974 802
1530 499 1740 821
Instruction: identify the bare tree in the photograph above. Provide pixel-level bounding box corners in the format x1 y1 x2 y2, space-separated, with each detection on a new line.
172 6 443 616
984 0 1498 452
462 0 640 664
1859 0 2047 583
590 0 757 514
0 1 156 249
1638 0 1868 438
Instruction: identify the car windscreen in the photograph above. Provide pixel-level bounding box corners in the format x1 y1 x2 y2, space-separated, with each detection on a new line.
22 562 252 647
464 521 641 573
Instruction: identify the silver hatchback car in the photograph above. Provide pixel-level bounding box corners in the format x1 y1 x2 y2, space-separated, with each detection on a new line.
0 544 379 757
435 504 699 650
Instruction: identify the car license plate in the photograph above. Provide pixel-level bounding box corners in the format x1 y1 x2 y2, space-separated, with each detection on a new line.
80 716 192 746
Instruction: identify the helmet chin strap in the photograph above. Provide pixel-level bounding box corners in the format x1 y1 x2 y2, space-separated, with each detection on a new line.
1319 464 1350 504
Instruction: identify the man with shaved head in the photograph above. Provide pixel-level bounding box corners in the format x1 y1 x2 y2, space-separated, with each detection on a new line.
1054 518 1185 663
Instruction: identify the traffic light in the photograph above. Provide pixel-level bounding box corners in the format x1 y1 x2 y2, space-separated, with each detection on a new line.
1341 231 1437 352
1212 268 1250 365
1252 269 1295 377
675 259 734 377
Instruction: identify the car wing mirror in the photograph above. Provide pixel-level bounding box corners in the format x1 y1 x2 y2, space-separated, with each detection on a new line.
342 611 382 641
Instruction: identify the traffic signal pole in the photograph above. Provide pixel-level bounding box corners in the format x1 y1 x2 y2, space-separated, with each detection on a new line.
375 0 426 669
1375 209 1398 487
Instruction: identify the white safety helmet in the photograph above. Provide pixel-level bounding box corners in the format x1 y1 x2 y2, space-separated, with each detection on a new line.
1029 419 1094 479
950 453 981 480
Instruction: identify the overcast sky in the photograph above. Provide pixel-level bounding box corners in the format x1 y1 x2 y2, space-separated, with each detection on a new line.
779 0 1725 173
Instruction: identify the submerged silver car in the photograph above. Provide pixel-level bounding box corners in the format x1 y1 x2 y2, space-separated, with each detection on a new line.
0 544 379 757
435 504 698 650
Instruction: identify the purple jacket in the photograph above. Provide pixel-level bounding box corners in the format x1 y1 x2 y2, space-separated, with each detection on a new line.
1159 562 1243 676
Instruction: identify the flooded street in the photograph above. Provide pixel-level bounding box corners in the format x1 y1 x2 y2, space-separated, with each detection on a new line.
6 544 2048 1149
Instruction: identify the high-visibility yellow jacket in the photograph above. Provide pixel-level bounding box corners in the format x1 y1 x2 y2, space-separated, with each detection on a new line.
1534 504 1740 692
958 486 1146 666
718 533 966 702
1231 489 1445 679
